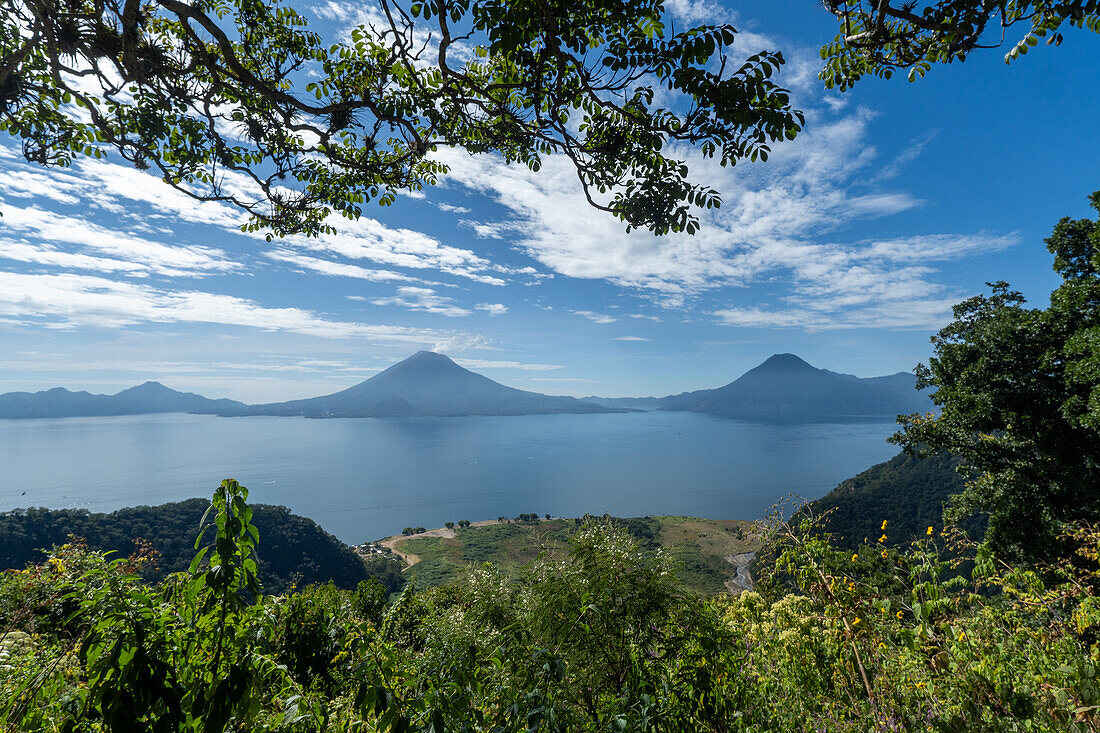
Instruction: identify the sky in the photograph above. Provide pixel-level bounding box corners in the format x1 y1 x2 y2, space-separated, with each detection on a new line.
0 1 1097 402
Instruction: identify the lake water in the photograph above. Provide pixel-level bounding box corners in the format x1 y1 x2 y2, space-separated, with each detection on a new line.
0 412 901 544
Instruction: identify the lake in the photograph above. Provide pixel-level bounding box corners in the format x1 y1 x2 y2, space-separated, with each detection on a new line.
0 412 901 544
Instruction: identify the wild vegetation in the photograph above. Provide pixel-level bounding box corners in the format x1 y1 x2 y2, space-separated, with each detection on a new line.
2 191 1096 731
0 499 374 595
2 477 1099 732
892 191 1100 565
392 514 755 595
806 451 983 550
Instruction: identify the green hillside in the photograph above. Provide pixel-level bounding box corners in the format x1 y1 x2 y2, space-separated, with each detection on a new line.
3 481 1095 732
389 515 758 596
0 499 373 595
806 451 984 548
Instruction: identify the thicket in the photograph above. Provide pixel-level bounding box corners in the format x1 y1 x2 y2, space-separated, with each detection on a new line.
806 451 982 550
0 499 372 596
2 479 1099 732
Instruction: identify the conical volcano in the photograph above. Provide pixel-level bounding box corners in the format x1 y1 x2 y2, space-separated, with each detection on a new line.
229 351 621 418
658 353 930 420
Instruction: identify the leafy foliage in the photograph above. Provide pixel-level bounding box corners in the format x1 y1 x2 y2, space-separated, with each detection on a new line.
3 481 1099 731
820 0 1100 90
892 191 1100 563
397 515 754 595
0 0 804 237
0 496 372 595
807 450 981 550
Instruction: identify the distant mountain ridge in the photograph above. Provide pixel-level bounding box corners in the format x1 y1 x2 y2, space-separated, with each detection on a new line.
0 381 245 419
576 396 663 411
0 352 931 421
580 354 930 421
221 351 621 418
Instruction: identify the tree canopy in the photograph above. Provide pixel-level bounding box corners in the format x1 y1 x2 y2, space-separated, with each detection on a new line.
821 0 1100 89
0 0 803 238
0 496 376 594
892 191 1100 563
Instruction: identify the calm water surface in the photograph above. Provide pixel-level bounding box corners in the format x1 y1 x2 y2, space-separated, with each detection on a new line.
0 412 900 544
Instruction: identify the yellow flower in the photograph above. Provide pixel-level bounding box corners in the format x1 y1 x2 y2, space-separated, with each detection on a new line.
881 520 888 531
881 550 888 558
926 526 934 536
958 632 966 641
878 534 887 543
851 554 859 562
852 617 861 626
896 610 904 619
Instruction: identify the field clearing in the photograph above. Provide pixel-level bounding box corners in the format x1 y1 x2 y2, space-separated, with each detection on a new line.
383 516 760 595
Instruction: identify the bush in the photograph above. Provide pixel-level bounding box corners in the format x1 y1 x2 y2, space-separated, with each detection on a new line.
353 578 387 624
3 481 1098 732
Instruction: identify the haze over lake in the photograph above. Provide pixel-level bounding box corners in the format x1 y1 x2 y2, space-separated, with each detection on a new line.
0 412 901 544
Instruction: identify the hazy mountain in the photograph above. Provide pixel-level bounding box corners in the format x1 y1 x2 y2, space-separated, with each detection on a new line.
0 381 245 419
225 351 622 418
2 352 929 421
657 353 931 421
578 396 662 410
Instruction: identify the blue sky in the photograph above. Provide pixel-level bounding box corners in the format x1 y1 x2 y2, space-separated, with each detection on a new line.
0 0 1097 402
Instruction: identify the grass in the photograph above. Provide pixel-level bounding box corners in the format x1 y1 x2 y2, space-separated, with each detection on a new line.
392 516 760 595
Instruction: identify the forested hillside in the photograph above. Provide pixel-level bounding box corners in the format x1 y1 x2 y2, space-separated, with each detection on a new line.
0 499 372 595
3 480 1097 732
807 452 983 548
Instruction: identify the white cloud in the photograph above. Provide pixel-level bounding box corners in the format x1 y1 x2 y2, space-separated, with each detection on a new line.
709 231 1016 330
0 271 469 343
275 217 507 286
371 286 472 317
712 297 966 331
475 302 508 315
0 149 245 229
572 310 618 324
0 141 507 288
432 333 494 352
428 111 927 299
76 157 245 228
665 0 728 24
0 205 238 277
0 167 82 205
463 221 510 239
266 250 423 283
0 240 150 275
711 307 819 329
869 130 940 184
0 356 372 376
612 336 651 342
428 106 1014 328
455 359 563 371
